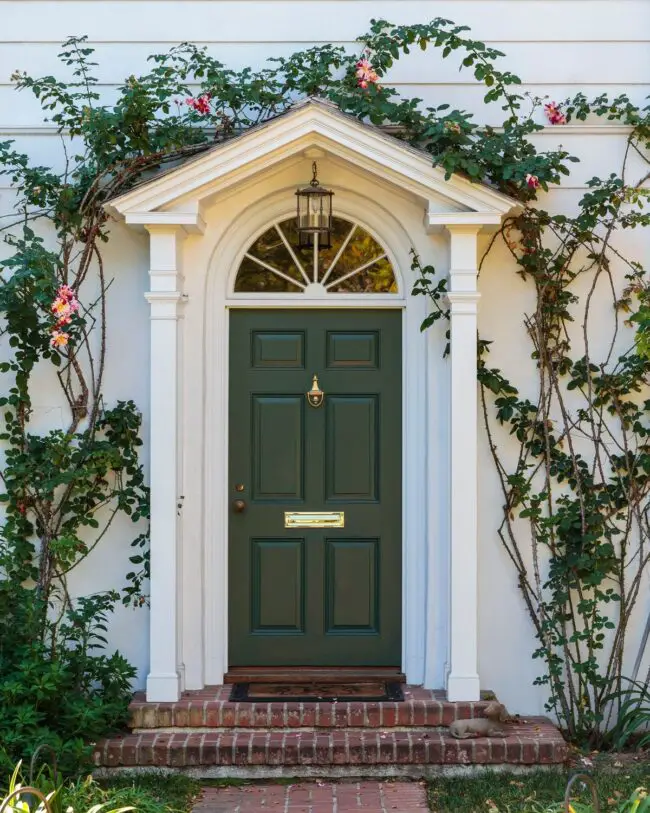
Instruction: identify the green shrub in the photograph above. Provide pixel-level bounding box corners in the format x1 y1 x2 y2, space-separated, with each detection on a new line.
0 591 135 774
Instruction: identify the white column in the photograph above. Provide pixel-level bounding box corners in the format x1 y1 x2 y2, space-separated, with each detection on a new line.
145 225 185 702
446 225 481 702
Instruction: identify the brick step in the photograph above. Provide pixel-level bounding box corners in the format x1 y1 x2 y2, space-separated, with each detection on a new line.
94 719 568 771
130 686 496 730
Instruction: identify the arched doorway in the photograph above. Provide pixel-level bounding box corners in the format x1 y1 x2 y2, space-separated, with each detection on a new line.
227 216 402 669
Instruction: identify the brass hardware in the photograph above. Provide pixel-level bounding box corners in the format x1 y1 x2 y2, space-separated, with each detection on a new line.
235 483 245 492
233 499 247 513
306 374 324 408
284 511 344 528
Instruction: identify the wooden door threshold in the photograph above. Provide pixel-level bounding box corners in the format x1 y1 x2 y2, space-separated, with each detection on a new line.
224 666 406 685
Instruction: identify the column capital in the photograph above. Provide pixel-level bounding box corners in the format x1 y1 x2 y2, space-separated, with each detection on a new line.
444 223 483 236
147 224 185 295
144 222 190 237
447 227 480 295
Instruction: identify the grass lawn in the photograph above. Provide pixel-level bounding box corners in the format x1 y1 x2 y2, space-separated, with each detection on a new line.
92 773 201 813
428 756 649 813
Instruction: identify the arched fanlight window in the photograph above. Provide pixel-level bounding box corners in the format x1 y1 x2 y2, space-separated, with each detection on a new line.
234 216 397 294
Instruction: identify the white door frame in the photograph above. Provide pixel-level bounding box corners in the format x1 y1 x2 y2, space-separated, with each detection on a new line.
136 184 488 702
201 191 430 692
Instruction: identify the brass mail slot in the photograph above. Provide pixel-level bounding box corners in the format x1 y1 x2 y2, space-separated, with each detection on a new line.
284 511 345 528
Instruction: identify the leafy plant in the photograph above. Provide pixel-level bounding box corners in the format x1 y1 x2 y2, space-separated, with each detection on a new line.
0 592 136 774
603 679 650 750
0 761 134 813
1 763 197 813
503 786 650 813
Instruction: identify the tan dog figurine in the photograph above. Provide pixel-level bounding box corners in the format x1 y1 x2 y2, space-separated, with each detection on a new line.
449 701 509 739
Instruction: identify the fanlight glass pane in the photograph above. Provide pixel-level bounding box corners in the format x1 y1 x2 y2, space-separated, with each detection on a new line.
235 257 303 292
276 218 314 269
329 257 397 293
234 217 397 294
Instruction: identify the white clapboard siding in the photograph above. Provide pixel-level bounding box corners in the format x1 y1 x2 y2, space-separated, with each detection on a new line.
2 1 649 42
0 41 648 86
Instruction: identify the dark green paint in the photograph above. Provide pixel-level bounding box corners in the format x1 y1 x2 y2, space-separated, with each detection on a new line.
229 310 402 666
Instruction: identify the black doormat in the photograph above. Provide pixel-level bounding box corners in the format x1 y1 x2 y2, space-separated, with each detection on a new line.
229 680 404 703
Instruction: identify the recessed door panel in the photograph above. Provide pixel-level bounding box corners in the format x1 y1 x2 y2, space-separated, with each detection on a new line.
252 331 305 368
326 331 379 368
229 309 401 666
251 539 305 633
251 395 304 501
325 539 379 633
325 395 378 502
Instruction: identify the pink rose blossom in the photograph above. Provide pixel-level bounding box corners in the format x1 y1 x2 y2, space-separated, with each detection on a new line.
544 101 567 126
50 330 69 348
57 284 76 301
185 93 211 115
355 58 379 89
526 174 540 189
51 297 75 323
50 284 79 346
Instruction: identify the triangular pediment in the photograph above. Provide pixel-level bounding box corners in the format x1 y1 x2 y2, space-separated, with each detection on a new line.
106 97 518 233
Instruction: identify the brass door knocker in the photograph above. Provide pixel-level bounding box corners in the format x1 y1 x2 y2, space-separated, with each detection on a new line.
306 374 324 408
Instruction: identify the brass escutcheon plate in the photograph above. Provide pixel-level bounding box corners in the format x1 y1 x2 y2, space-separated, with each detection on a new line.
284 511 344 528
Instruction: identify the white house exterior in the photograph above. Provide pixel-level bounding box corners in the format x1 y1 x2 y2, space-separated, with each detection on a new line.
1 0 649 714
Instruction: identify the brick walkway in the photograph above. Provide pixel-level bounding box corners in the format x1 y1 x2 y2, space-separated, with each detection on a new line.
193 781 429 812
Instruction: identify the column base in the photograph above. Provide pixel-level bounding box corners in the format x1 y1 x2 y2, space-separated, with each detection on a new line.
146 671 181 702
447 673 480 702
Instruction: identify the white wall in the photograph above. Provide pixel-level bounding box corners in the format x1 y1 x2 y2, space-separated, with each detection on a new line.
1 0 648 711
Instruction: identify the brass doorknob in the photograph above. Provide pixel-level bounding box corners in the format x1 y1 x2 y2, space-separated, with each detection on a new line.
232 499 247 513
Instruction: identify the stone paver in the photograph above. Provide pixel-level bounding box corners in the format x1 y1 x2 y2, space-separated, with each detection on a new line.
193 781 429 812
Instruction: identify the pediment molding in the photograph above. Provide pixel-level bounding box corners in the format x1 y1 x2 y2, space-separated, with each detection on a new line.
106 98 518 233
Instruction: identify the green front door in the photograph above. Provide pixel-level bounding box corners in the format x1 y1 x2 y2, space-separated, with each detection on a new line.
228 309 402 666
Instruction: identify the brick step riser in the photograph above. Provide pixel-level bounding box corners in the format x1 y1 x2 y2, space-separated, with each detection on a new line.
130 703 491 730
95 721 568 770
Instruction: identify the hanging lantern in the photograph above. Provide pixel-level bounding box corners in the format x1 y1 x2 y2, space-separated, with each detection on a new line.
295 162 334 249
